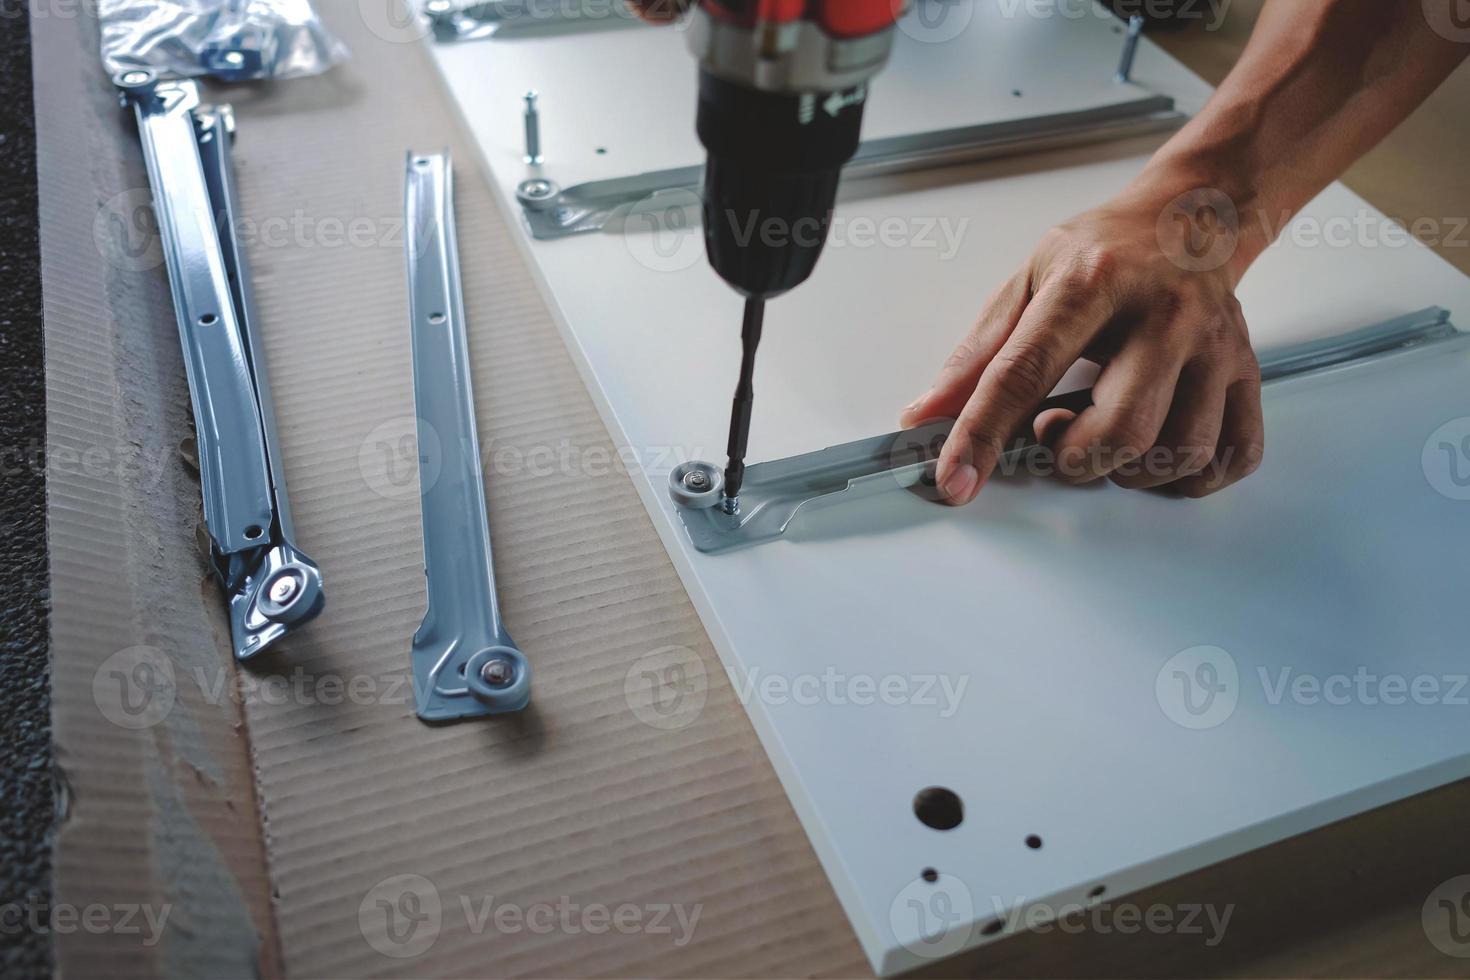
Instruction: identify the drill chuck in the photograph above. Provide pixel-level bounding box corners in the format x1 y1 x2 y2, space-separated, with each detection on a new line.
696 69 865 299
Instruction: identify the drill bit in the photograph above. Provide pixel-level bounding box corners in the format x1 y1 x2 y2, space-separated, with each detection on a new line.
721 297 765 514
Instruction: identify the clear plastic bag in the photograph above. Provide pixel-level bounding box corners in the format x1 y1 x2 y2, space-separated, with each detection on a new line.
100 0 349 81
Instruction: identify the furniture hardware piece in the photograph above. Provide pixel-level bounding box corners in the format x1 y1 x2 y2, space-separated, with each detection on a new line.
1115 14 1145 83
405 151 531 721
117 69 324 659
516 96 1185 239
670 307 1461 554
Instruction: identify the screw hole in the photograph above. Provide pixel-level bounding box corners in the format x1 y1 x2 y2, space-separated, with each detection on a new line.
981 919 1004 936
415 158 431 167
1012 89 1023 97
921 868 939 883
1025 834 1043 850
913 786 963 831
428 312 446 325
243 524 264 540
458 661 467 677
198 313 218 326
595 146 607 155
1088 884 1106 899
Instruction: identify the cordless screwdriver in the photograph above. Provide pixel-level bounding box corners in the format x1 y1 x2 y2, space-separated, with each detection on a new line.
685 0 903 513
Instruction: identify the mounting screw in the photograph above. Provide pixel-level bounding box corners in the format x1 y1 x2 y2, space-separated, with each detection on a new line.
480 658 516 688
119 69 152 87
668 461 724 509
256 564 321 625
516 177 561 212
268 574 299 606
1115 14 1144 83
523 90 543 165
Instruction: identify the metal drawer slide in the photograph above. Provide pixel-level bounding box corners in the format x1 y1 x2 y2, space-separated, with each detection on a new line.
117 70 324 659
670 307 1461 555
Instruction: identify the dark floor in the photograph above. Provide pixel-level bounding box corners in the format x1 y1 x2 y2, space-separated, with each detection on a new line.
0 5 53 978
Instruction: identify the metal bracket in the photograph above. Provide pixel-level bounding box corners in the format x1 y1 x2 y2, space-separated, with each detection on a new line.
117 69 324 659
670 307 1461 555
405 151 531 721
422 0 643 42
514 96 1185 240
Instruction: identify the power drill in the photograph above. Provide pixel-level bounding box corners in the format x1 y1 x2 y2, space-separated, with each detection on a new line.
685 0 902 513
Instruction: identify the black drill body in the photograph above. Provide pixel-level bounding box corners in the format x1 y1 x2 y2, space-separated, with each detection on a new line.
696 69 868 507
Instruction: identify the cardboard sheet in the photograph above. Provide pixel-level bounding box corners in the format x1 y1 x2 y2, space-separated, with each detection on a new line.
39 1 1470 977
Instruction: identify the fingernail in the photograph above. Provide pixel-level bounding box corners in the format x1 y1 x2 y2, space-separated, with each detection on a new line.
901 392 930 426
941 464 979 503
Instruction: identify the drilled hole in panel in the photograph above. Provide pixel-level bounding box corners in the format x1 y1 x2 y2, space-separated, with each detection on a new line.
244 524 264 540
1089 884 1106 900
198 313 218 326
981 919 1004 936
913 787 963 830
428 312 446 325
1026 834 1043 850
921 868 939 883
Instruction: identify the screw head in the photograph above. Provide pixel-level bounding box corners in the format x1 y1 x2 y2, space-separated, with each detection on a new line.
682 470 710 492
118 69 152 87
267 574 299 605
481 659 516 688
425 0 451 13
522 179 553 199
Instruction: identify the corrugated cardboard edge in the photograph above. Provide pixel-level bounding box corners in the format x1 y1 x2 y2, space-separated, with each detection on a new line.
40 1 870 977
37 9 284 980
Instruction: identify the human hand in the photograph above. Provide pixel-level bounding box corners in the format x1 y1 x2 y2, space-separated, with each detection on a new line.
900 187 1264 503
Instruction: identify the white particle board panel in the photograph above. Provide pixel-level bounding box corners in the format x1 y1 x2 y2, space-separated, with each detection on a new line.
427 3 1470 974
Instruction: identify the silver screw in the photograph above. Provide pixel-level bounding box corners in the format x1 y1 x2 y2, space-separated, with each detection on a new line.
268 574 299 606
520 179 553 199
682 470 710 492
120 70 151 86
719 495 740 516
523 90 543 165
425 0 452 14
1115 14 1144 83
481 659 515 687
